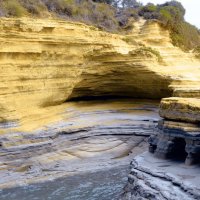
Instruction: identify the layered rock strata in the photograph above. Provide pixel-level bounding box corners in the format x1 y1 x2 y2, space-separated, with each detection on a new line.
0 100 159 191
149 119 200 165
0 18 199 129
159 97 200 123
123 98 200 199
0 17 200 199
121 152 200 200
149 98 200 165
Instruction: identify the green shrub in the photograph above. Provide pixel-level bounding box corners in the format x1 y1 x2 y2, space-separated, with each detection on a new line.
138 1 200 50
159 8 172 22
147 5 157 12
93 3 118 30
143 47 163 63
19 0 47 16
194 46 200 59
3 0 27 17
0 0 199 50
133 47 163 63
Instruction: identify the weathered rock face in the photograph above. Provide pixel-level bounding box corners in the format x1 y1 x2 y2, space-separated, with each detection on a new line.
121 152 200 200
149 119 200 164
160 97 200 123
0 18 200 129
1 17 200 199
123 98 200 199
149 97 200 165
123 118 200 200
0 100 159 192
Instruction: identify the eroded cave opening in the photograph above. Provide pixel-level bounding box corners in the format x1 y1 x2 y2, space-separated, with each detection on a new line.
170 138 187 161
66 95 133 101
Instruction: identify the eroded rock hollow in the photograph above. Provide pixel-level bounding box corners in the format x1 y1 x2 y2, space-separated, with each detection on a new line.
0 18 200 126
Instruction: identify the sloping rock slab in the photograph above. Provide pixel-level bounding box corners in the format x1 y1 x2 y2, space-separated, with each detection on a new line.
121 152 200 200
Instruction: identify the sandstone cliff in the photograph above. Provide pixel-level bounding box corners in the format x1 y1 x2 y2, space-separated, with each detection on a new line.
1 17 200 198
160 97 200 123
0 17 200 131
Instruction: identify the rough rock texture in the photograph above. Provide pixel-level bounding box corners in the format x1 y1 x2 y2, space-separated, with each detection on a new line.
149 119 200 165
123 98 200 198
121 152 200 200
160 97 200 123
0 18 200 128
0 100 159 190
124 128 200 199
1 17 200 199
148 97 200 165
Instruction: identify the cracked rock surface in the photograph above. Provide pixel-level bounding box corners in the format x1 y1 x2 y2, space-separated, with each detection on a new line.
0 99 159 199
121 152 200 200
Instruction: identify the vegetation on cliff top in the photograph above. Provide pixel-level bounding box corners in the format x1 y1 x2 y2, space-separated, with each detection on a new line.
194 47 200 59
0 0 199 50
138 1 200 50
0 0 119 31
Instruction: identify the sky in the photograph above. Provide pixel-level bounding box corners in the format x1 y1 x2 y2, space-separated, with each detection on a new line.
139 0 200 28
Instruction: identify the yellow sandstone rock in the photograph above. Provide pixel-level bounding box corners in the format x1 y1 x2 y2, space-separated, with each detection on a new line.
0 17 199 131
160 97 200 123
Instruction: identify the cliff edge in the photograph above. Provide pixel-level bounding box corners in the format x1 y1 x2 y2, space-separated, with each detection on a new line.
0 17 200 131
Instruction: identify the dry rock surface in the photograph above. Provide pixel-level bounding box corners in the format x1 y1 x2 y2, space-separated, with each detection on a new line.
121 152 200 200
126 98 200 200
0 17 200 200
160 97 200 123
0 18 200 128
0 100 159 199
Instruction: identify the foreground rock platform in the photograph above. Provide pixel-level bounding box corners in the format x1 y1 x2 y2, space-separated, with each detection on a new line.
121 152 200 200
0 100 159 192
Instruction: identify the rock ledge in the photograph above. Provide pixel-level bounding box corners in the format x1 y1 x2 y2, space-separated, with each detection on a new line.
121 152 200 200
